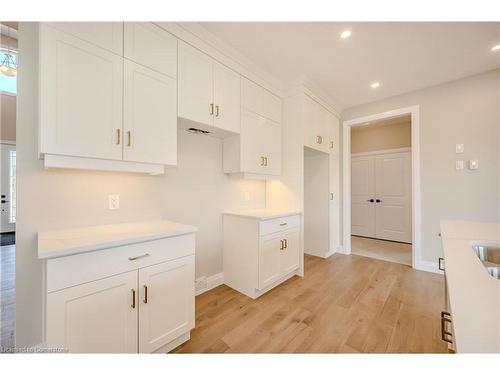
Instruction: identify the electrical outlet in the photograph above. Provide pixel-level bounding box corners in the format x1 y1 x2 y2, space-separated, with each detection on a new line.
108 194 119 210
468 160 479 170
455 160 464 170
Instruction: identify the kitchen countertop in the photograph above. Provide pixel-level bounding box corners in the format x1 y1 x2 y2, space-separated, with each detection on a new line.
38 220 197 259
223 208 302 220
440 220 500 353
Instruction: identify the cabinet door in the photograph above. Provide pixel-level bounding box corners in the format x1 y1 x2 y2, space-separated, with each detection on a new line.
240 111 267 174
261 120 282 176
258 233 283 290
329 155 340 252
316 104 330 153
48 22 123 55
178 41 214 126
241 77 263 115
263 89 282 124
328 111 340 155
123 60 177 165
124 22 177 78
46 271 138 353
303 95 320 150
281 228 300 275
138 256 195 353
39 25 123 160
213 62 241 133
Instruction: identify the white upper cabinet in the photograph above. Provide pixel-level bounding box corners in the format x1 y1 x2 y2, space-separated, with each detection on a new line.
213 62 241 134
178 41 241 135
47 22 123 55
39 24 124 161
178 41 214 127
241 77 281 123
124 22 177 78
123 60 177 165
303 94 333 154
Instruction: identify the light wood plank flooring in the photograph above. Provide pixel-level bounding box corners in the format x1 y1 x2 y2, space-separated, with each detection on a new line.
352 236 412 266
173 253 447 353
1 245 15 352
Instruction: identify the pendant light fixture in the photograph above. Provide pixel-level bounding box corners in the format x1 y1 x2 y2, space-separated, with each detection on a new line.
0 24 18 77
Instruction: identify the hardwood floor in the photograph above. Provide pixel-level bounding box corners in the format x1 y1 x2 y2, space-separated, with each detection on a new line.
351 236 412 266
173 253 447 353
1 245 15 352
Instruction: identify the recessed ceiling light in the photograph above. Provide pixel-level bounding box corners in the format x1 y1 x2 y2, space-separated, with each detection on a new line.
491 44 500 52
370 82 381 89
340 30 351 39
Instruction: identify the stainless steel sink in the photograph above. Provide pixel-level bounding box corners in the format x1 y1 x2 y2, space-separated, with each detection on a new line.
472 244 500 279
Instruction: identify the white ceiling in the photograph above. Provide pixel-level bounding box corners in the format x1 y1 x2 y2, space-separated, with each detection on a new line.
199 22 500 109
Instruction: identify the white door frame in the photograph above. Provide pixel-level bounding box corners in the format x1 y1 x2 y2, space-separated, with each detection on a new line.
342 105 421 270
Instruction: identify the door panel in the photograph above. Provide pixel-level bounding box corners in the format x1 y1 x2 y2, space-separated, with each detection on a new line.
39 25 123 160
46 271 138 353
124 22 177 78
258 233 282 290
261 120 282 176
213 62 241 133
375 152 412 242
123 60 177 165
240 111 267 174
178 41 213 126
281 229 300 275
241 77 263 115
351 156 375 237
48 22 123 55
138 256 195 353
0 144 15 233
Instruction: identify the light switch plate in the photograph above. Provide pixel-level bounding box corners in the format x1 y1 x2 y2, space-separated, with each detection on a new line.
108 194 120 210
455 160 464 170
455 144 464 154
468 160 479 170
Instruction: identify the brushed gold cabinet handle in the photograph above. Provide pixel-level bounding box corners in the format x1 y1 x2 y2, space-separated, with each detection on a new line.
280 240 284 250
127 130 131 147
131 289 136 309
260 156 265 166
441 311 453 343
128 253 149 261
264 157 268 166
316 135 323 144
143 285 148 304
330 193 334 200
330 141 334 149
215 105 220 117
279 222 287 226
116 129 121 145
284 239 288 249
210 103 214 115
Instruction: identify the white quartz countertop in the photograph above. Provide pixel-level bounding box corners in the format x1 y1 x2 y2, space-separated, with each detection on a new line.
38 220 197 259
223 208 302 220
440 220 500 353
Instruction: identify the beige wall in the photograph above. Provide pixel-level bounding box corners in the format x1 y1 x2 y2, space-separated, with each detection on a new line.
16 23 266 347
343 69 500 267
351 119 411 153
1 93 16 142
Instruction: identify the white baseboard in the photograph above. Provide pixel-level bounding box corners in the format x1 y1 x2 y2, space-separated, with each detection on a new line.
415 260 443 275
195 272 224 296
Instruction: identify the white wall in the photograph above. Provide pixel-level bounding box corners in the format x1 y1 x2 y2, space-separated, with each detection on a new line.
1 93 16 142
16 22 266 347
342 70 500 266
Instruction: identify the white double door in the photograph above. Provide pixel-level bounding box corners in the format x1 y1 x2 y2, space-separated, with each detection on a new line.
351 151 412 243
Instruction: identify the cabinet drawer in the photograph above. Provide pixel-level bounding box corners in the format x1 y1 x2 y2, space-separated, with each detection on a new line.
259 215 300 236
47 234 195 292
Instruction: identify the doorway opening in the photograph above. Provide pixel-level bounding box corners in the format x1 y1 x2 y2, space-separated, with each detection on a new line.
0 21 18 352
342 106 421 269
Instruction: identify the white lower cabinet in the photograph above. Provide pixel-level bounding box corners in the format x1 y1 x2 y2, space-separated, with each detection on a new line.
138 256 195 353
46 271 138 353
223 212 301 299
44 235 195 353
